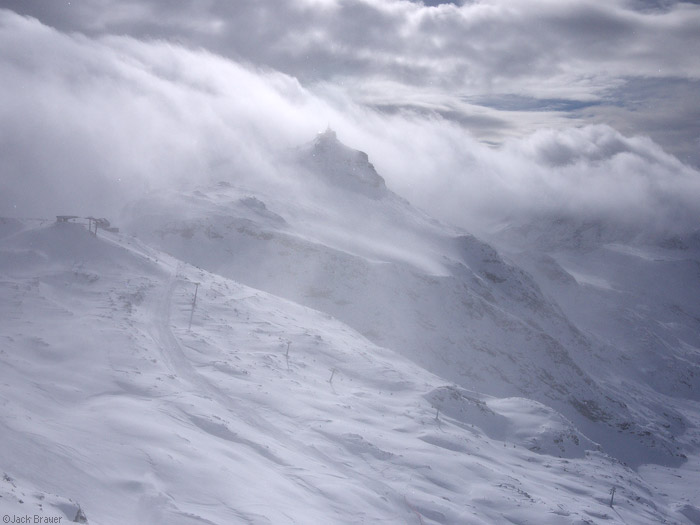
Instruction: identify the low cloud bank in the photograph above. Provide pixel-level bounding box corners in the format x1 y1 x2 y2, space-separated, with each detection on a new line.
375 123 700 237
1 10 699 239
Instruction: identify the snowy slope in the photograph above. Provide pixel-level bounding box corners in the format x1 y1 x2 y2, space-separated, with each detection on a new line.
491 218 700 465
124 131 690 468
2 219 695 523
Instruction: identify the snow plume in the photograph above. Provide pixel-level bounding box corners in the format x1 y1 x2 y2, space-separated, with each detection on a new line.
1 9 700 239
0 10 329 218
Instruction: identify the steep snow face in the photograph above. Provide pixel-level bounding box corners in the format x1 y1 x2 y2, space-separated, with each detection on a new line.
492 217 700 397
4 220 689 524
490 217 700 459
123 134 692 467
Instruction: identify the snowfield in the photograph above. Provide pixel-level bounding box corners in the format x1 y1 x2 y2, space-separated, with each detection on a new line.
1 132 700 524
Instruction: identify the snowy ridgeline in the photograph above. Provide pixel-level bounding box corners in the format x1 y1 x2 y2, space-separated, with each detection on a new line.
1 133 700 523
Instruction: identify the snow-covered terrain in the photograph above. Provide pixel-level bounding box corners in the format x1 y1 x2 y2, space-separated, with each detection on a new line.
2 131 700 523
125 131 695 468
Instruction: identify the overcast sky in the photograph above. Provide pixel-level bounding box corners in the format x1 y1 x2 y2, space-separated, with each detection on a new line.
4 0 699 163
1 0 700 236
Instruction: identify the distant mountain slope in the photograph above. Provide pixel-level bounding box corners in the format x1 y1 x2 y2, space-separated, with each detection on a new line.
491 217 700 464
124 132 693 467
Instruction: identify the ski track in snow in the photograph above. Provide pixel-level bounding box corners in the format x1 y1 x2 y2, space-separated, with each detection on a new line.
148 272 416 523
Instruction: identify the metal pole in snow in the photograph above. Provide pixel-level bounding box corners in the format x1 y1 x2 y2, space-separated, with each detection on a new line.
188 282 199 330
609 486 616 507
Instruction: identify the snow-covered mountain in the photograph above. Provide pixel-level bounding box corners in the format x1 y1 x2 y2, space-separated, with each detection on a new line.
2 131 700 523
293 128 388 198
125 131 694 468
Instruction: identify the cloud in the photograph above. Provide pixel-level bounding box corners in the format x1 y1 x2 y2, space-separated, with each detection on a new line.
585 77 700 167
354 118 700 238
1 9 699 241
2 2 695 84
5 0 699 167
